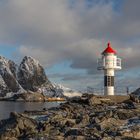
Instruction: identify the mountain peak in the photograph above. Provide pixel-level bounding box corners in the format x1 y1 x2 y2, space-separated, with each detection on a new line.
0 56 56 97
18 56 53 92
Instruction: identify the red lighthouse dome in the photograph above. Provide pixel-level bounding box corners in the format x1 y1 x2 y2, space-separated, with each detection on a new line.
102 42 117 54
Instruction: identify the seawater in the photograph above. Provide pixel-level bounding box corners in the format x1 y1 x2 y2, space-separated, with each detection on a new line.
0 101 61 120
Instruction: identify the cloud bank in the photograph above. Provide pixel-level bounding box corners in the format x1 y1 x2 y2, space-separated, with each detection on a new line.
0 0 140 89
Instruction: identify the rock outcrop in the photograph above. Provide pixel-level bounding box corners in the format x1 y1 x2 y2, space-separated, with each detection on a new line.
0 112 37 140
130 88 140 103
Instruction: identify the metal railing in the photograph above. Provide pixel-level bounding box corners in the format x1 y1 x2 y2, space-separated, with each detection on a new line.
97 57 121 70
85 86 134 95
117 58 121 67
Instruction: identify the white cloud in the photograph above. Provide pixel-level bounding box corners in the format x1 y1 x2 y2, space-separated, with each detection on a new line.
0 0 140 89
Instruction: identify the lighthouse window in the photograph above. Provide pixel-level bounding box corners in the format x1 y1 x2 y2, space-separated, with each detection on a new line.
108 77 111 86
104 76 114 86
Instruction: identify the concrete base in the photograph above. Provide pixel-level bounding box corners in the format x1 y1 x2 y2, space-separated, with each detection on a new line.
97 95 130 103
104 87 114 95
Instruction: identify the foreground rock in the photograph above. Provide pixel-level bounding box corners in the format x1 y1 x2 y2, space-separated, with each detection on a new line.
0 94 140 139
0 112 37 140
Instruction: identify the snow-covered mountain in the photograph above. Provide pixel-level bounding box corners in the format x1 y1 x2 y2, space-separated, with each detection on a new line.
0 55 83 98
17 56 54 92
0 56 24 96
0 56 57 97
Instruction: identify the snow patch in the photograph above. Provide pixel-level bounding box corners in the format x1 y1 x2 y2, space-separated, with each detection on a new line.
53 83 82 97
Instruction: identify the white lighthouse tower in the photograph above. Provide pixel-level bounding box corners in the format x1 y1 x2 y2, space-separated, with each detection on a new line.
97 42 122 95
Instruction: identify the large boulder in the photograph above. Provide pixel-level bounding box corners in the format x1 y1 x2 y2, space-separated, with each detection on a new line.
89 96 102 105
0 112 38 139
130 88 140 103
17 56 54 92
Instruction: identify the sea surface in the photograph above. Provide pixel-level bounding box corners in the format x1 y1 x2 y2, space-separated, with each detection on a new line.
0 101 62 120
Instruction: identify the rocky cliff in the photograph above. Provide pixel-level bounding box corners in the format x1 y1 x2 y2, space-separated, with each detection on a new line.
0 56 22 95
0 56 56 98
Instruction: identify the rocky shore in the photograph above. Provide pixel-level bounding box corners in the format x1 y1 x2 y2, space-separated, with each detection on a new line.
0 94 140 140
0 91 66 102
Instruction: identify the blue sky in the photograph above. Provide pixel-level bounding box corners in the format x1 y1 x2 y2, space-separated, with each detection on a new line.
0 45 14 58
0 0 140 91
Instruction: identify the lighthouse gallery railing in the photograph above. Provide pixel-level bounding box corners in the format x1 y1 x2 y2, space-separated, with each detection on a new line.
97 58 121 70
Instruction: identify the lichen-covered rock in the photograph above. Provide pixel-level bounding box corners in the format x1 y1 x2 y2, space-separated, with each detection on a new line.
89 96 102 105
0 112 38 139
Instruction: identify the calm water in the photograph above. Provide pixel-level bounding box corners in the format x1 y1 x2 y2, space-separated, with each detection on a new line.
0 101 61 120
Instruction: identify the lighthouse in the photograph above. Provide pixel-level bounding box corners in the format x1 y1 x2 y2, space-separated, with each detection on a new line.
97 42 122 95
